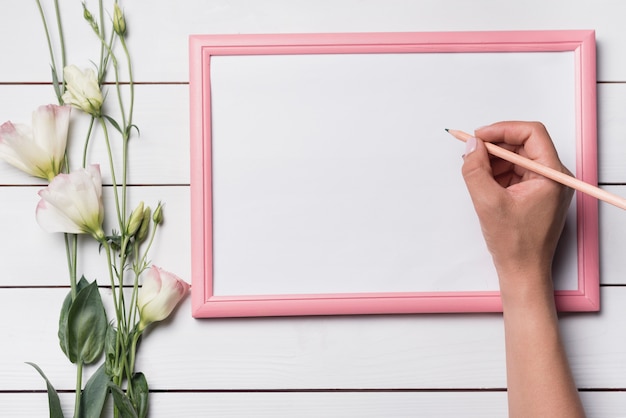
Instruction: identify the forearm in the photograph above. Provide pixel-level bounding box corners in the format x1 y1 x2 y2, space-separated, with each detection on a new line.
499 269 585 418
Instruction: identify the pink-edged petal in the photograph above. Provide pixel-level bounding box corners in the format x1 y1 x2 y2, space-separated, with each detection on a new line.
137 266 190 328
36 165 104 236
0 122 49 178
32 104 70 164
36 198 85 234
0 105 70 180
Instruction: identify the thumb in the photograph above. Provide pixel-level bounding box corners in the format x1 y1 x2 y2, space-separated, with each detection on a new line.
461 136 502 203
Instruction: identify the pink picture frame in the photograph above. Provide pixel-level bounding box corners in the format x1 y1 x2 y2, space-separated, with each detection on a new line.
189 31 598 318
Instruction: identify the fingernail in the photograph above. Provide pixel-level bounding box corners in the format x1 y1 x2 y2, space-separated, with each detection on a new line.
465 136 477 155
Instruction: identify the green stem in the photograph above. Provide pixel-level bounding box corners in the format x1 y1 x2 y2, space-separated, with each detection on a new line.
74 360 84 418
102 241 121 330
130 217 159 327
63 233 77 299
119 37 134 227
33 0 57 77
117 236 131 330
120 36 135 130
34 0 64 103
98 117 123 226
102 239 127 395
129 332 141 375
125 330 142 399
129 245 141 328
52 0 66 74
138 220 158 271
81 117 96 168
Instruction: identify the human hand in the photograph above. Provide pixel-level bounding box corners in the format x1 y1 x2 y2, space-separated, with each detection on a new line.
461 121 574 286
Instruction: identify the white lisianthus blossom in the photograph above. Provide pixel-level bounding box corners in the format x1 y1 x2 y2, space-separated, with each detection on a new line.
62 65 104 117
0 104 70 181
137 266 190 331
36 164 105 240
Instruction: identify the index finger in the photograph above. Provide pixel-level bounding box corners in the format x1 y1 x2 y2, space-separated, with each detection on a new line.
475 121 562 167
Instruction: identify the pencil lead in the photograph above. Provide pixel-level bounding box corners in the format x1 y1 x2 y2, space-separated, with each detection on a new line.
444 128 449 132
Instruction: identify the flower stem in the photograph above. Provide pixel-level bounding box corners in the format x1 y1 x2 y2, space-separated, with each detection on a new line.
63 233 78 299
127 330 142 392
74 360 84 418
98 117 123 226
33 0 56 72
102 241 121 327
81 117 96 169
34 0 64 103
119 36 134 232
52 0 66 74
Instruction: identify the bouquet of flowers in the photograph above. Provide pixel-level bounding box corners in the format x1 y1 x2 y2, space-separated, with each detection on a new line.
0 1 189 416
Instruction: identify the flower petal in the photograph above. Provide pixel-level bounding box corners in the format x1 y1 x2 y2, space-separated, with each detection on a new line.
62 65 103 116
0 105 70 180
32 104 70 168
36 198 85 234
137 266 189 328
36 165 104 236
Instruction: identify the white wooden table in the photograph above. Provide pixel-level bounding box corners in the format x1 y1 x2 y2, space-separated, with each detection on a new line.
1 1 626 416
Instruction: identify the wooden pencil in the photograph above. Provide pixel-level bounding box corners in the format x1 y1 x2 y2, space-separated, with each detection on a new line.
446 128 626 211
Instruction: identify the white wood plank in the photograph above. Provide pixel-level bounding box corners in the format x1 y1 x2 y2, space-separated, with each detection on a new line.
0 84 189 185
600 186 626 285
0 83 622 187
1 287 625 391
0 388 624 418
0 185 190 286
598 83 626 183
5 0 626 83
2 183 621 286
0 392 507 418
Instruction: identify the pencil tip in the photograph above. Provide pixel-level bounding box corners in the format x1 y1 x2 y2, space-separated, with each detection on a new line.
444 128 449 132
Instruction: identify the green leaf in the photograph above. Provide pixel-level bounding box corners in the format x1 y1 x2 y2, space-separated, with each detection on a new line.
130 372 149 418
109 383 138 418
104 323 118 377
58 277 90 361
127 124 140 139
103 115 123 135
25 362 65 418
80 363 111 418
66 280 107 364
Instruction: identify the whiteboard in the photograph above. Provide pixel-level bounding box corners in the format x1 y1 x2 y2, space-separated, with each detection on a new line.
189 31 598 317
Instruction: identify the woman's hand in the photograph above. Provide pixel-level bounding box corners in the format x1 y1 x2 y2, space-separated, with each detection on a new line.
461 121 574 286
461 121 585 418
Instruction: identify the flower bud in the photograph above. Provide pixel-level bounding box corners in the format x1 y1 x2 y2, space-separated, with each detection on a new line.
137 266 189 331
83 5 94 23
135 206 152 243
82 3 99 33
127 201 144 236
112 4 126 36
152 202 163 225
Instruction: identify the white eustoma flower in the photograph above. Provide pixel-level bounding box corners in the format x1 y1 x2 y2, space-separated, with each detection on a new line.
137 266 190 331
0 104 70 181
36 164 105 240
62 65 104 116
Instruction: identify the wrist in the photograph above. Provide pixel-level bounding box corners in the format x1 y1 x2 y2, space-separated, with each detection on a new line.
496 265 556 312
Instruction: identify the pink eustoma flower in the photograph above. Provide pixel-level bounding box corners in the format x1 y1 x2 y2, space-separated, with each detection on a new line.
36 164 105 239
137 266 190 330
0 104 70 181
